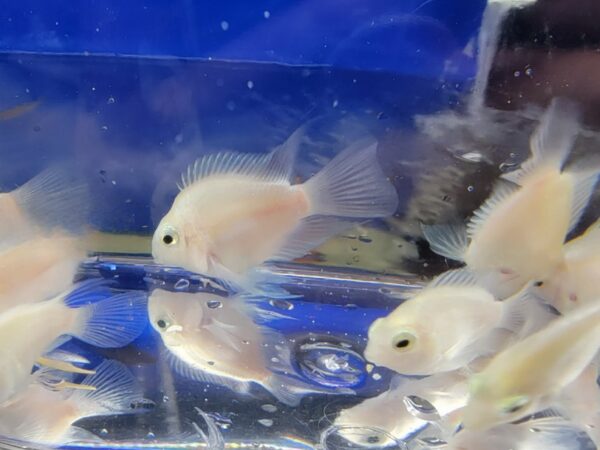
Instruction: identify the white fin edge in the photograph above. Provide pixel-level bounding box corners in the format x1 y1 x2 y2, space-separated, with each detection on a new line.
421 223 468 261
467 179 519 239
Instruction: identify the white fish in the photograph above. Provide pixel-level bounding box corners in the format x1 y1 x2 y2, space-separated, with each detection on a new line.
0 166 90 249
334 371 468 447
0 360 147 446
0 233 85 314
364 269 533 376
423 98 599 298
148 289 346 406
0 280 147 403
460 299 600 431
535 218 600 313
152 130 398 284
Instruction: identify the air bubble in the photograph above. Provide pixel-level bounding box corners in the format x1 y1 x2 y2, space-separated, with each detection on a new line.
207 300 222 309
525 67 533 77
263 10 270 19
107 96 115 104
467 185 474 192
247 80 254 89
174 279 190 290
100 428 108 436
358 235 372 243
146 431 156 439
261 404 277 413
220 21 229 31
514 70 521 77
269 299 294 310
403 395 440 420
258 419 274 427
296 341 366 388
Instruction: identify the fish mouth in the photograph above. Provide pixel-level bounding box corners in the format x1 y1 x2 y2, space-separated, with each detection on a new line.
163 325 184 346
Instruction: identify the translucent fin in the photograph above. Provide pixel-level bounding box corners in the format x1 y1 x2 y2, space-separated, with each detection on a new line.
503 98 580 184
41 349 90 366
501 287 550 337
302 139 399 217
35 356 95 375
421 223 468 261
165 350 253 394
71 291 147 348
179 127 303 189
70 360 146 418
565 162 600 233
428 268 479 288
62 278 114 308
272 215 358 261
11 165 91 234
467 179 519 238
204 319 244 353
193 407 226 450
264 331 354 406
63 426 104 445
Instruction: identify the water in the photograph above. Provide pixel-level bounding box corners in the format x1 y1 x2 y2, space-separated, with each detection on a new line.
2 0 600 449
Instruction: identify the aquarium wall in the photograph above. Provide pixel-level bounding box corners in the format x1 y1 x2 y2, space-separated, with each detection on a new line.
0 0 599 449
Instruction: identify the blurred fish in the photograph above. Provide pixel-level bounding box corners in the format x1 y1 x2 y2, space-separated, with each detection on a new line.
535 218 600 313
0 100 40 121
0 166 90 249
0 280 147 402
334 371 468 447
364 269 534 376
0 234 86 314
0 360 148 446
152 128 398 285
460 299 600 431
423 98 600 298
148 289 349 406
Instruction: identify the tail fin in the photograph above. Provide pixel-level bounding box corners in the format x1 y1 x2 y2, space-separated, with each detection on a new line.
504 97 580 184
302 140 398 218
70 291 147 348
11 165 90 235
69 360 148 418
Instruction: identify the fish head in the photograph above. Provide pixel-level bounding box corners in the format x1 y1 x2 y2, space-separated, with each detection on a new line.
460 374 533 431
364 316 434 376
148 290 203 346
152 210 210 274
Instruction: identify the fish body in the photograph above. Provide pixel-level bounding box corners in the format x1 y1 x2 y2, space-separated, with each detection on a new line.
0 281 146 403
148 289 336 405
0 360 146 446
461 299 600 431
152 130 398 282
364 270 528 376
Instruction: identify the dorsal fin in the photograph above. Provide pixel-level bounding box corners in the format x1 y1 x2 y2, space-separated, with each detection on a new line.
428 268 479 289
178 127 304 190
467 179 519 239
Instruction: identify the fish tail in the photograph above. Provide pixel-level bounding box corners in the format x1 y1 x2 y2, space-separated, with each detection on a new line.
504 97 580 184
69 290 147 348
69 360 149 418
302 139 398 218
11 164 91 235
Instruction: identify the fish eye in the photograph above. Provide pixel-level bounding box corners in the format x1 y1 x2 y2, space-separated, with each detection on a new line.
392 332 416 351
156 319 169 329
161 226 179 246
533 281 543 287
501 396 530 414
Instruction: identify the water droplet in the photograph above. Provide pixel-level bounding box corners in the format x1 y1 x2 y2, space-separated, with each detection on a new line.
162 395 170 403
372 372 382 381
467 185 474 192
379 287 391 295
320 425 403 449
258 418 273 427
525 67 533 77
107 96 115 104
514 70 521 77
100 428 108 436
458 151 484 163
242 339 250 345
174 279 190 290
226 100 236 111
296 341 366 388
101 125 108 131
246 80 254 89
269 299 294 310
352 255 360 263
261 404 277 413
220 21 229 31
358 235 372 243
207 300 222 309
403 395 440 420
332 99 339 108
146 431 156 439
207 361 215 366
263 10 270 19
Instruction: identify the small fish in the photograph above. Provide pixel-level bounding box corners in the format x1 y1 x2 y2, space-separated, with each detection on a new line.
0 166 90 249
0 234 86 314
0 280 147 403
148 289 346 406
460 299 600 431
423 98 599 298
152 129 398 284
0 100 40 121
334 371 468 447
535 218 600 313
0 360 148 446
364 269 533 376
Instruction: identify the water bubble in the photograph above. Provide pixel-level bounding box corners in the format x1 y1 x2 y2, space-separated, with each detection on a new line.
101 125 108 131
269 298 294 310
332 99 339 108
263 10 270 19
261 404 277 413
242 339 250 345
162 395 170 403
146 431 156 439
220 21 229 31
403 395 440 420
296 341 366 388
379 287 391 295
246 80 254 89
207 300 223 309
352 255 360 263
514 70 521 77
258 418 274 427
358 235 372 243
174 279 190 290
99 428 108 436
457 151 484 163
372 372 382 381
226 100 236 111
320 425 406 449
525 67 533 77
467 185 474 192
207 360 215 366
417 436 447 448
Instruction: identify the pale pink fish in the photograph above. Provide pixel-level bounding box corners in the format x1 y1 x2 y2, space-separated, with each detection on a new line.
0 360 147 446
152 129 398 283
423 98 599 298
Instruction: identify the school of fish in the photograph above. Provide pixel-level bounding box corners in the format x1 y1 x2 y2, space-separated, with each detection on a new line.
2 95 600 450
